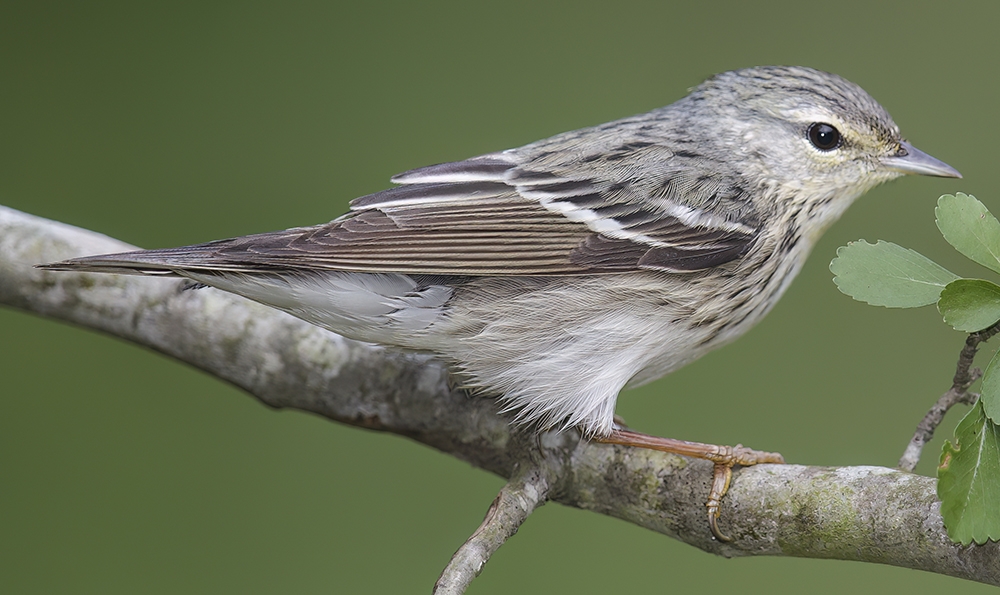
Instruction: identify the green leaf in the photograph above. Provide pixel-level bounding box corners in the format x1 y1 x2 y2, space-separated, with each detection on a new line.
936 193 1000 275
830 240 958 308
938 279 1000 332
937 400 1000 545
977 347 1000 422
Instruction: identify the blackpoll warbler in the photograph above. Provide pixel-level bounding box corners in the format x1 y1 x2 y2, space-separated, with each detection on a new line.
41 66 961 540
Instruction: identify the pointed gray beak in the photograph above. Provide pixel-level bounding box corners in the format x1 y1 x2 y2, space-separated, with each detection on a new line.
882 140 961 178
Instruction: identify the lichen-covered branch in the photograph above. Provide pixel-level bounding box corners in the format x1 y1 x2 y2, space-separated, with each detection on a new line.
2 204 999 589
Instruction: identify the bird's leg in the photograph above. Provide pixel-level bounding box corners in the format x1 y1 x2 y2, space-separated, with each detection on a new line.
594 428 785 542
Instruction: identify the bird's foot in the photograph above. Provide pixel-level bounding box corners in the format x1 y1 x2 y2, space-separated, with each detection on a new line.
594 428 784 542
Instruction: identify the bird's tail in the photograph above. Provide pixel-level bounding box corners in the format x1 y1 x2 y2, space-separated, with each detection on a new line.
37 238 270 276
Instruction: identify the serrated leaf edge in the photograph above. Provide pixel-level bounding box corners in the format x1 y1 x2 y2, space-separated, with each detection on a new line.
936 193 1000 276
830 240 957 308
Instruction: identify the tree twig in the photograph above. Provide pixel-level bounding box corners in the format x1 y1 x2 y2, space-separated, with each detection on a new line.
3 204 1000 591
435 465 552 594
898 320 1000 471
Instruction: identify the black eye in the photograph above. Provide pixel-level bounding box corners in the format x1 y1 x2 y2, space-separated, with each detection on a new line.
808 123 841 151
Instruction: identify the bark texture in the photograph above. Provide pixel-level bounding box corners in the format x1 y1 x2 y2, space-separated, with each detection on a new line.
2 205 997 590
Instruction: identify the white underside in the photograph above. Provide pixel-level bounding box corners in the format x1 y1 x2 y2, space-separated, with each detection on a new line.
185 268 762 437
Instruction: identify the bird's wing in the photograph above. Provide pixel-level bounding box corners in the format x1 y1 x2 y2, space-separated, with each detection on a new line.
43 151 760 276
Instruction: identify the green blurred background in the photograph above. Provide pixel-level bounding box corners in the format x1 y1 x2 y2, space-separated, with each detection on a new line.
1 1 997 593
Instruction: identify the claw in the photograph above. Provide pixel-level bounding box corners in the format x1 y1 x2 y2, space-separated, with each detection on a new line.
707 463 734 542
703 443 785 540
595 431 785 541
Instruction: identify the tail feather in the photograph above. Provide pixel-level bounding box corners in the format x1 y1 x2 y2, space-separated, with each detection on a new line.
37 239 265 276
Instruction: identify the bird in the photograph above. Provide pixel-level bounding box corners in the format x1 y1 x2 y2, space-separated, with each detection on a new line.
39 66 961 540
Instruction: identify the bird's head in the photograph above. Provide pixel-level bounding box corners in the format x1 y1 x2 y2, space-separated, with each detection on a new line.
686 66 959 228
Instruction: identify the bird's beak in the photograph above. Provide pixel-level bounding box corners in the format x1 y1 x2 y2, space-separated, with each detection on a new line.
882 140 961 178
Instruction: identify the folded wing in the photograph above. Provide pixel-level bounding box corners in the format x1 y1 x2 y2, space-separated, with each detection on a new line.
42 150 760 276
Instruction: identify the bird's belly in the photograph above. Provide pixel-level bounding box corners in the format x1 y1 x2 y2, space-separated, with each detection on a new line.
431 273 737 435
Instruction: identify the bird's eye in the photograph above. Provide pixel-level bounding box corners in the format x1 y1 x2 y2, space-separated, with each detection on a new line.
808 123 841 151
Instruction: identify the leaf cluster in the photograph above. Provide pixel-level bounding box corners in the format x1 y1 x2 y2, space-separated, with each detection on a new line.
831 193 1000 545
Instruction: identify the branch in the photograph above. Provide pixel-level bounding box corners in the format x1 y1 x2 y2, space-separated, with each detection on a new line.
2 204 999 590
435 466 552 594
898 320 1000 471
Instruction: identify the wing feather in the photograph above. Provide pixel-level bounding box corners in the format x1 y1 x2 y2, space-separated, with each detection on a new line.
45 149 760 276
